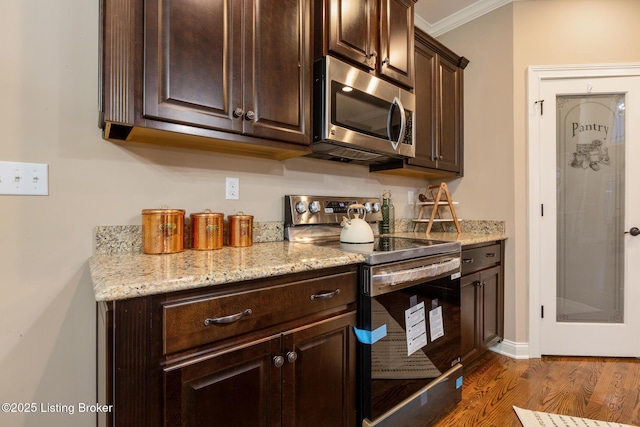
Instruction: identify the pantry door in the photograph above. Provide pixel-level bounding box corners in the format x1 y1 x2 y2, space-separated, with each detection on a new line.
528 65 640 357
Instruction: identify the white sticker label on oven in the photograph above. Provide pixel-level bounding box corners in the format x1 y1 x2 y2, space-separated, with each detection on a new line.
405 301 428 356
429 306 445 341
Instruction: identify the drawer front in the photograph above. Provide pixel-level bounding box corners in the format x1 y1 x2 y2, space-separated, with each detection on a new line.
461 243 501 275
163 271 357 354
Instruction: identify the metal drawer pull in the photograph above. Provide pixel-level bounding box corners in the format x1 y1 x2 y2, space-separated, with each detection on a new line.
485 253 496 258
462 258 474 263
309 289 340 301
204 308 252 326
286 351 297 363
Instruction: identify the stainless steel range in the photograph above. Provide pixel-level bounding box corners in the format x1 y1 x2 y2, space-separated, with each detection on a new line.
285 195 463 427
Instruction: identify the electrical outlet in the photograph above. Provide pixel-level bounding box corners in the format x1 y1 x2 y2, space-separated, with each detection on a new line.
226 177 239 200
408 190 414 205
0 161 49 195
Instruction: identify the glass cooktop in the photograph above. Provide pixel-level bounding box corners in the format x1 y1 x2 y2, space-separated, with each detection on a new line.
316 236 461 265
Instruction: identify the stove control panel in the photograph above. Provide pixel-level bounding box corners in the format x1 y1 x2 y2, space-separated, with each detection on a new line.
285 195 383 226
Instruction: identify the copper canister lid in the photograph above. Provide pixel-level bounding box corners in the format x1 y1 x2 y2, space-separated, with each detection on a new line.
142 208 186 215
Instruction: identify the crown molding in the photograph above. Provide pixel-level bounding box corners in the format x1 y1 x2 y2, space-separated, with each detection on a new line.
415 0 513 37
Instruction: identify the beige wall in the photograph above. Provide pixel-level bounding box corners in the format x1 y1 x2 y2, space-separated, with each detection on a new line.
437 4 517 340
438 0 640 346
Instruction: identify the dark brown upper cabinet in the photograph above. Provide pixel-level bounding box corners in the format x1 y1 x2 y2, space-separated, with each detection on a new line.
371 28 469 177
317 0 416 88
100 0 312 160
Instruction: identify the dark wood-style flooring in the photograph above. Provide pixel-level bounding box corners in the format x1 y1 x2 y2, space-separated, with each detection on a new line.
432 351 640 427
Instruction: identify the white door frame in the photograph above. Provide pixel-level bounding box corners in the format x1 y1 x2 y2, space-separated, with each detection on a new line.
527 63 640 358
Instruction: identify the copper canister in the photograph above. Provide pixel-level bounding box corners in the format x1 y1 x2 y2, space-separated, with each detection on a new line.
141 208 185 254
228 212 253 247
190 210 224 250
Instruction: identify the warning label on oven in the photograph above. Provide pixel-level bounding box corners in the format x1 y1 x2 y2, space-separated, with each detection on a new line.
405 302 428 356
429 306 445 341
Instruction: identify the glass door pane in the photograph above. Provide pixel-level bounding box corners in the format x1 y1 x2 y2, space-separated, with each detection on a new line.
556 94 625 323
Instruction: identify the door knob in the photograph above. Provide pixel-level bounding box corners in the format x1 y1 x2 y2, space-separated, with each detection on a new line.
232 107 243 118
245 111 255 120
286 351 297 363
625 227 640 236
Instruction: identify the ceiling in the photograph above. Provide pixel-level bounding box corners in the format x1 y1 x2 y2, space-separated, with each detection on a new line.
414 0 513 36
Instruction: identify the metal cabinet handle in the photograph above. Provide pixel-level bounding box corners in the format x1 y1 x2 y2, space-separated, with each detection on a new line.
273 355 285 368
245 111 255 120
367 50 377 59
439 155 444 160
382 57 389 65
233 107 243 118
309 289 340 301
486 253 496 258
286 351 297 363
625 227 640 236
204 308 252 325
462 258 474 263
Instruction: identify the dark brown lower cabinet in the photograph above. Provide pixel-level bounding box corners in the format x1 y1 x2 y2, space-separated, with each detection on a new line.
164 312 356 427
282 313 357 427
98 266 358 427
164 337 281 426
460 241 505 366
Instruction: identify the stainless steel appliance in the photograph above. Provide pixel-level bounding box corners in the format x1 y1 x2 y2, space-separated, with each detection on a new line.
285 195 463 427
310 57 415 165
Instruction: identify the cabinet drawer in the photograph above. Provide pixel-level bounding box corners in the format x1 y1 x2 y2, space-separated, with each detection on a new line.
163 272 357 354
461 243 501 275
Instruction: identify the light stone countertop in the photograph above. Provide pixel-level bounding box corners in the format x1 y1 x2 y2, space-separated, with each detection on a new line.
90 241 365 302
90 223 507 302
390 231 507 246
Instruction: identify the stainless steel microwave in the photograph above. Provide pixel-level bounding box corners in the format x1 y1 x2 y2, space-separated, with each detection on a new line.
311 56 415 165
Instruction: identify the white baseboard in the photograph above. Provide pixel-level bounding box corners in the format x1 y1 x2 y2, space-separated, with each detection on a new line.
489 339 532 359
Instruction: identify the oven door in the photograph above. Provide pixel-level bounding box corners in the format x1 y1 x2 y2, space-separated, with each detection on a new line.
358 270 462 427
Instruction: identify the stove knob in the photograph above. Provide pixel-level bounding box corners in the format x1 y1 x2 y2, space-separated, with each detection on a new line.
372 202 380 213
295 201 307 214
309 201 320 214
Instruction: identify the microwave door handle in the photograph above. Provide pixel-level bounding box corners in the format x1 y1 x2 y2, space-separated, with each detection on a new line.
387 97 406 151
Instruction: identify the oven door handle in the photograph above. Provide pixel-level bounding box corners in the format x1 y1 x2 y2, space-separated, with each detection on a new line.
372 258 460 287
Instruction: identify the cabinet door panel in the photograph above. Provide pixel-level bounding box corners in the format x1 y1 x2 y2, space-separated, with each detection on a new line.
282 312 357 427
480 266 501 348
327 0 376 69
144 0 242 132
436 57 462 173
245 0 311 144
410 43 437 169
164 337 281 426
379 0 414 88
460 274 479 365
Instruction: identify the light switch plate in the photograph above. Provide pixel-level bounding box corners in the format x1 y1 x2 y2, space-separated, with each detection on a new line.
0 161 49 195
